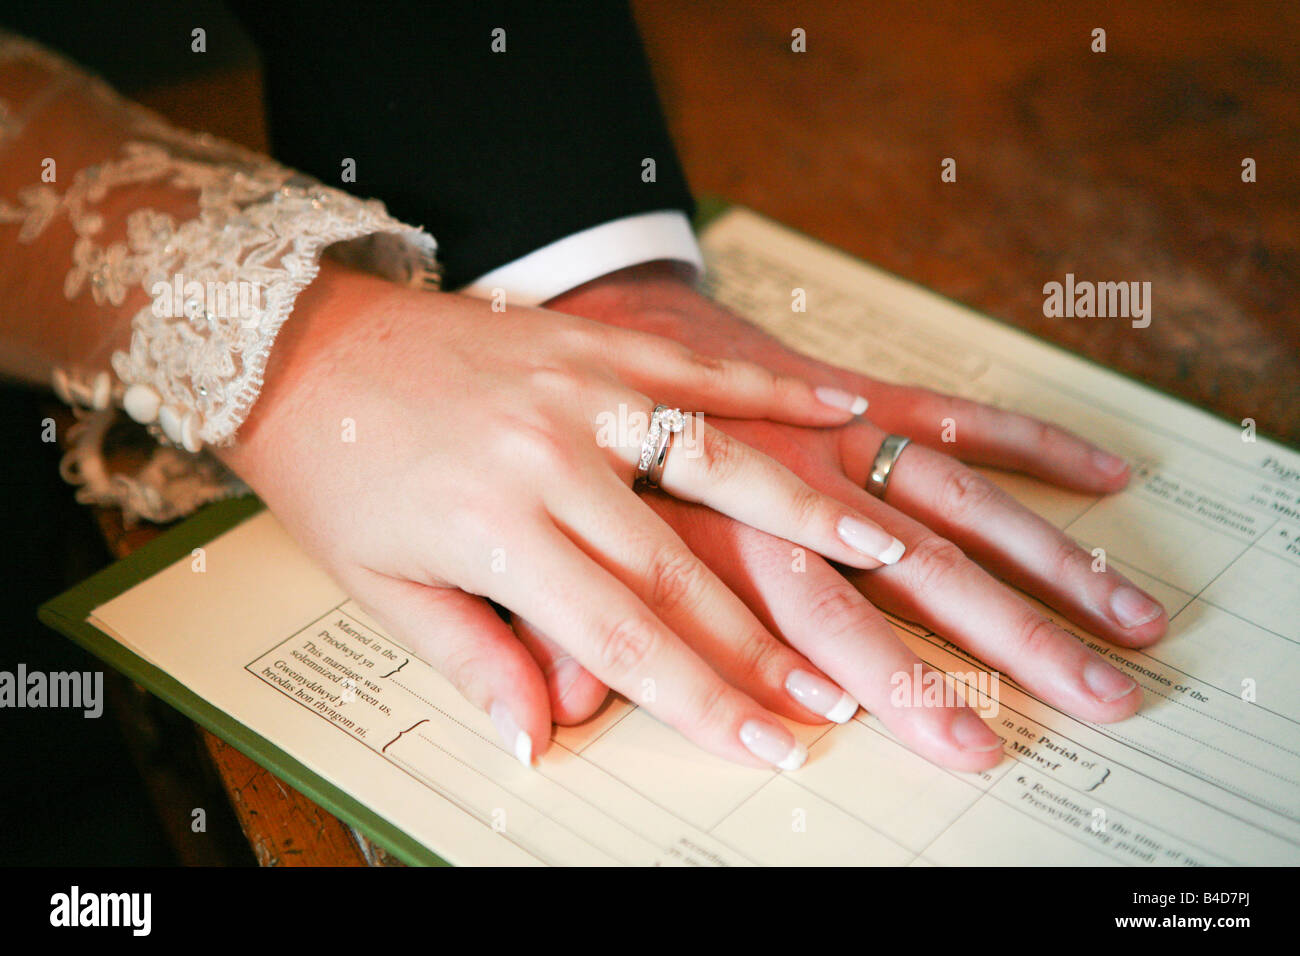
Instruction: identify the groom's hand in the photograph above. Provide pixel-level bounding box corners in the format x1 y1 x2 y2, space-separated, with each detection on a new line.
526 263 1168 767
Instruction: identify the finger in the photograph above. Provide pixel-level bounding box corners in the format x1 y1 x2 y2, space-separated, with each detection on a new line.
862 384 1131 494
872 441 1167 646
609 328 869 426
487 521 809 770
609 414 906 570
349 569 552 767
648 494 1007 772
841 423 1167 647
545 469 859 725
511 615 610 725
821 486 1146 723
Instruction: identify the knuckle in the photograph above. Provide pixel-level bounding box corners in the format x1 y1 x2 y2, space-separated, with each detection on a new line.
770 371 806 402
638 335 698 378
438 643 485 698
1025 417 1076 458
596 616 659 679
644 544 704 615
722 355 775 391
1013 613 1063 659
505 417 577 474
785 481 826 530
700 426 744 484
445 505 500 552
936 467 1000 521
729 629 782 685
526 363 587 402
687 675 733 730
936 392 988 436
1021 417 1055 455
1047 536 1092 582
805 582 863 639
902 536 967 597
686 348 729 380
554 319 603 356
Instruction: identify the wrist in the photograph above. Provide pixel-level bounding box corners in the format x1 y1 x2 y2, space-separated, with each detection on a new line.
213 258 407 486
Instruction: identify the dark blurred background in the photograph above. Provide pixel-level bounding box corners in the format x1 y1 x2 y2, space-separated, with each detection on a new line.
0 0 258 865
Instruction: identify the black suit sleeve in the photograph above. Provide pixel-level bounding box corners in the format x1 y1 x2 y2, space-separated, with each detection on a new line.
230 0 695 289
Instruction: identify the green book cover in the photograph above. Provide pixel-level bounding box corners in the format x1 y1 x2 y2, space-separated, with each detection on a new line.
39 495 452 868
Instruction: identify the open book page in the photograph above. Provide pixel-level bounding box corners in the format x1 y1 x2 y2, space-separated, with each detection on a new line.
90 208 1300 866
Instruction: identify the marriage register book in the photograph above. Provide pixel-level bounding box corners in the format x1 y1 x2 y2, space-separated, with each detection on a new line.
41 206 1300 866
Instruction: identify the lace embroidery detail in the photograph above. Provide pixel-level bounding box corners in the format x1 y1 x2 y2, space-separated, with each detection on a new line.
5 141 437 447
59 406 251 527
52 365 248 526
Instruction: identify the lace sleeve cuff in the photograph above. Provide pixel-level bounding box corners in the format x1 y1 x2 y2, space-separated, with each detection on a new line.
0 30 440 523
52 180 438 524
103 170 439 451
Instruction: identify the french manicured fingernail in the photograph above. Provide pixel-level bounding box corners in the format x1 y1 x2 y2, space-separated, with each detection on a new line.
740 719 807 770
950 709 1003 752
1083 658 1138 703
815 386 869 416
1091 449 1128 476
785 670 859 723
837 515 905 564
1110 585 1163 628
490 701 533 768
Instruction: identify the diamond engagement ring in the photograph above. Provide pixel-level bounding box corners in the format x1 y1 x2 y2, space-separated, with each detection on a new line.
636 405 687 489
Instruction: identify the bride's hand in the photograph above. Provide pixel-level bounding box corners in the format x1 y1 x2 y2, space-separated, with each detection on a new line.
218 260 906 768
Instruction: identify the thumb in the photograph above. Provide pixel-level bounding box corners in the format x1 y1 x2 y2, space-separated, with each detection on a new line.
512 614 610 725
351 569 552 767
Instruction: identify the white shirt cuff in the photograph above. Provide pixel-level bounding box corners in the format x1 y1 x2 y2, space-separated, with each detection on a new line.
459 209 703 306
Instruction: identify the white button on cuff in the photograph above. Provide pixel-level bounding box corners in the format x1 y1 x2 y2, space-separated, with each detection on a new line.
179 412 202 453
123 384 162 423
158 404 183 443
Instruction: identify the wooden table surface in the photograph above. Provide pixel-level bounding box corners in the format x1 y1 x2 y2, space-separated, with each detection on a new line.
637 0 1298 446
112 0 1298 865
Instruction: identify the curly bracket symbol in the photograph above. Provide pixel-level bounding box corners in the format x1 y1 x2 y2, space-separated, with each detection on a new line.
379 657 409 679
1085 768 1111 793
382 718 428 754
